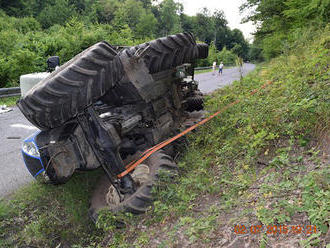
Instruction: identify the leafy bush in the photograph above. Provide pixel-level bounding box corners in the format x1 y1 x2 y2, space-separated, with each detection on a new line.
0 14 136 87
197 42 237 67
242 0 330 60
218 47 236 65
37 0 77 29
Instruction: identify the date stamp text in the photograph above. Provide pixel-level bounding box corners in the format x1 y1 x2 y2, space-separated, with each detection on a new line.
234 224 318 235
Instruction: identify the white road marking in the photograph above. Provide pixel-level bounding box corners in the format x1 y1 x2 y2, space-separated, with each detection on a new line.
11 123 38 130
0 105 13 114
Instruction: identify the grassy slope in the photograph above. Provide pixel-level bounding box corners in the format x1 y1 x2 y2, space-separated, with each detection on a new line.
0 27 329 247
103 27 329 248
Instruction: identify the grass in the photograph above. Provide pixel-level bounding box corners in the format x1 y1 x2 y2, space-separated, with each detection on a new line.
0 27 329 247
0 96 20 107
0 170 104 247
194 68 212 74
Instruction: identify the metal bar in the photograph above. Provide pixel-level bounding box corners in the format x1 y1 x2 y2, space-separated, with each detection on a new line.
0 87 20 94
0 87 21 98
0 93 20 99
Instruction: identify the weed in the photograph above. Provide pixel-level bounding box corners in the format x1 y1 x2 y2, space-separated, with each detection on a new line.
300 232 322 248
0 169 104 247
301 169 330 233
0 96 19 107
194 68 212 74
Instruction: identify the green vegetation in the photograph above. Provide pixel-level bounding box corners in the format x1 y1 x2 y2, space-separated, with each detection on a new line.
194 69 213 74
0 96 19 106
0 0 250 88
241 0 330 60
0 170 104 247
0 14 137 88
199 42 238 67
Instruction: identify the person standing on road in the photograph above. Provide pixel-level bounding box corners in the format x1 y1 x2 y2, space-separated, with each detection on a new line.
218 61 224 75
212 61 216 75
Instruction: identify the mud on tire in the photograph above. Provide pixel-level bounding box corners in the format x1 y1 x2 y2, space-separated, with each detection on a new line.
89 150 178 222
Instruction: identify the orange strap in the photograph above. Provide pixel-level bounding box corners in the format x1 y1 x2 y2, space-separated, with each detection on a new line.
117 81 272 178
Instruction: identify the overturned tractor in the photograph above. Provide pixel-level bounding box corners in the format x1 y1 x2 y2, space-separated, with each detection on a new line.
18 32 208 221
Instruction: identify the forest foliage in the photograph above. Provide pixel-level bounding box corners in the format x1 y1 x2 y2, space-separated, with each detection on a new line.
241 0 330 60
0 0 249 87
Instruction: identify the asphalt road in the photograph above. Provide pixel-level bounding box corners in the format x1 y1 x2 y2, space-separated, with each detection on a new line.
0 108 38 197
196 63 256 94
0 63 255 198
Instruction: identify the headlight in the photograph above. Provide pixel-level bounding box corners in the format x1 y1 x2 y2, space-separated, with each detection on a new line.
22 141 40 157
176 70 186 78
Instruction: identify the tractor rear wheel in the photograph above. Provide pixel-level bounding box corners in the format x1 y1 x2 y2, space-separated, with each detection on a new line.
89 150 178 222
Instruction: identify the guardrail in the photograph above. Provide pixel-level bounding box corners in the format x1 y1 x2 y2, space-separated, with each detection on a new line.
0 87 21 99
0 67 215 98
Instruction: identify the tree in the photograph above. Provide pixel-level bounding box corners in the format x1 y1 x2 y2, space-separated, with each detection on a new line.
121 0 145 30
158 0 182 35
37 0 77 29
212 9 227 46
0 0 27 16
283 0 330 28
135 10 157 38
232 43 243 57
192 8 234 52
240 0 330 60
68 0 87 13
93 0 121 23
207 42 219 64
213 9 227 28
248 44 263 62
0 0 55 17
180 14 195 33
137 0 153 9
194 8 214 43
229 29 249 59
240 0 289 59
111 0 157 37
218 47 236 65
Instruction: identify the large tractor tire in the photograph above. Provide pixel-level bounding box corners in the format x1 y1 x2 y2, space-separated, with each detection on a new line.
122 32 208 74
17 41 123 130
89 150 178 222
